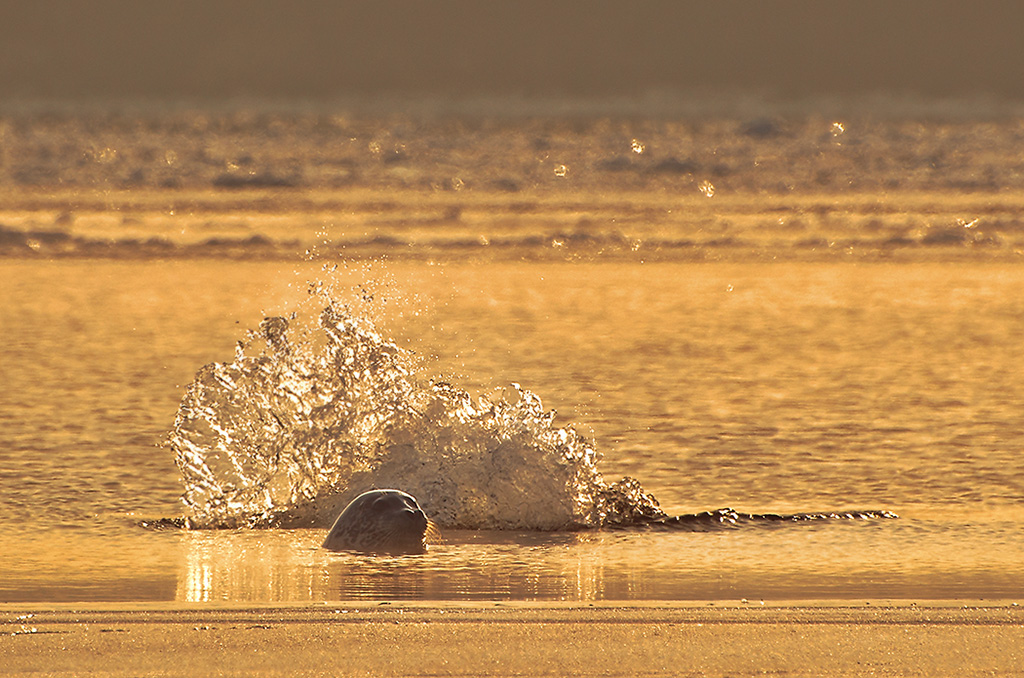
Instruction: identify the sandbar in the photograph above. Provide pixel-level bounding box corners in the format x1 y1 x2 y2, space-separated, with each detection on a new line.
2 600 1022 677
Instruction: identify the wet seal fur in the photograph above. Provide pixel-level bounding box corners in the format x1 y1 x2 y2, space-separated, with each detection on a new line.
321 489 895 555
322 489 438 554
609 507 899 531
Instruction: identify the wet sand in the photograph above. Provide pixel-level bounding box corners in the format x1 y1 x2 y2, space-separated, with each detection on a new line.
3 601 1021 677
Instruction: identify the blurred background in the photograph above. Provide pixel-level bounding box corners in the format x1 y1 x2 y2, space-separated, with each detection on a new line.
2 0 1022 102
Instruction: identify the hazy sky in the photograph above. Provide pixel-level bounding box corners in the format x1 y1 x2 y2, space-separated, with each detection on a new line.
2 1 1022 101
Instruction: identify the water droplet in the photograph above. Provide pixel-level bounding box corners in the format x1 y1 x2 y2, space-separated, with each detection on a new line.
630 139 645 154
96 147 118 164
553 164 568 177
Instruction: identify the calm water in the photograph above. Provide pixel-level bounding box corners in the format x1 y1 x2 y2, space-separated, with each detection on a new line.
1 258 1022 602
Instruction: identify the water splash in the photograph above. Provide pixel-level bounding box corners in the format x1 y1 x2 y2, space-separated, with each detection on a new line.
170 302 664 530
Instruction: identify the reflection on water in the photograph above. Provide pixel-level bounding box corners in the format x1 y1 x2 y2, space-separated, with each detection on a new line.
178 528 606 603
175 518 1024 603
179 531 325 603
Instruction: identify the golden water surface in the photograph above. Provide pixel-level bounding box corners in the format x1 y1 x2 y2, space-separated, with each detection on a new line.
2 257 1022 602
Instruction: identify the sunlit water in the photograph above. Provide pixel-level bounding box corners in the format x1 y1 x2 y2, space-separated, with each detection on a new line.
2 104 1023 603
2 258 1022 602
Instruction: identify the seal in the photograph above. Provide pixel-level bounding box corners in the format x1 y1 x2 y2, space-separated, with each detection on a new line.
615 507 899 531
322 489 435 554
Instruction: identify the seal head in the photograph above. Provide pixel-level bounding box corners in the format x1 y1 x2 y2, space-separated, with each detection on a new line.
322 489 432 554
